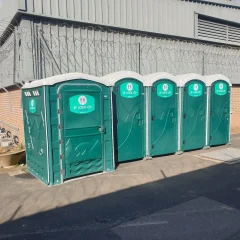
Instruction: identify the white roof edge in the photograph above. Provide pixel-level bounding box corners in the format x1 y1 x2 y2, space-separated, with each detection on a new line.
22 73 109 89
143 72 177 86
174 73 206 87
100 71 145 86
204 74 232 87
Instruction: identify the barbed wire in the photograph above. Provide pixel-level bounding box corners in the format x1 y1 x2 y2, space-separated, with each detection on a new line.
1 18 240 86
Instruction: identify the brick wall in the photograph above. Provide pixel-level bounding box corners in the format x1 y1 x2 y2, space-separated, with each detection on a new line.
231 85 240 134
0 88 24 145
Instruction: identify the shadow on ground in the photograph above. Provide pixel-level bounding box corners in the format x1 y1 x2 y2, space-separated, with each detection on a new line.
0 158 240 240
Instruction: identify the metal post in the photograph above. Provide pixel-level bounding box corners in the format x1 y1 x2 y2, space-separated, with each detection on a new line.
202 50 205 76
38 29 62 75
138 43 141 74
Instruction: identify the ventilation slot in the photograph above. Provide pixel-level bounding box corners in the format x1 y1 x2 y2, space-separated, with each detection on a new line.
197 15 240 45
228 26 240 44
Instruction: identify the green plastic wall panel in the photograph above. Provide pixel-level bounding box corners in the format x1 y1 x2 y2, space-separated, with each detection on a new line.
22 87 49 185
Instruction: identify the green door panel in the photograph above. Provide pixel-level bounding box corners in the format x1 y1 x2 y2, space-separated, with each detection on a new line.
22 88 49 184
151 80 178 156
113 79 144 162
209 81 230 146
60 85 104 179
182 80 206 151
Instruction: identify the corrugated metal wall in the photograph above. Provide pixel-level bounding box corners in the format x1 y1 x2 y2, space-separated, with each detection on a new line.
21 17 140 80
0 0 239 88
0 34 16 88
12 17 239 87
22 0 240 41
1 10 240 88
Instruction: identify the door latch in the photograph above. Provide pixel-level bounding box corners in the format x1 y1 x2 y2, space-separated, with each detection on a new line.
98 126 106 134
183 114 186 119
152 116 155 121
39 149 44 156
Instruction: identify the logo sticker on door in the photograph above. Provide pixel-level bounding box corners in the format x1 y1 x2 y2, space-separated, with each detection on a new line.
215 82 227 96
29 99 36 113
69 95 95 114
188 83 203 97
157 83 173 98
120 82 139 98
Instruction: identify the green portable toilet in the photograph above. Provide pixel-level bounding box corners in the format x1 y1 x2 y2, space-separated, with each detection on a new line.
22 73 114 185
175 74 207 152
205 74 231 147
144 72 179 157
101 71 146 163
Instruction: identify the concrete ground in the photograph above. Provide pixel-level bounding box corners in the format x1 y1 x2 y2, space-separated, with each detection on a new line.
1 135 240 239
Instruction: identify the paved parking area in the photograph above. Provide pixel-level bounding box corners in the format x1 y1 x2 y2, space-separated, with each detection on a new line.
0 135 240 239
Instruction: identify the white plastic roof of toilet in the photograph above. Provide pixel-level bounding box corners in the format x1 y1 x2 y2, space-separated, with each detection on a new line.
143 72 178 86
174 73 206 87
100 71 146 86
204 74 232 87
22 73 109 89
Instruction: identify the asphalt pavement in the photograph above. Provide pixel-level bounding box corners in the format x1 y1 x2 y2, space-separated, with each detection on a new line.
1 135 240 240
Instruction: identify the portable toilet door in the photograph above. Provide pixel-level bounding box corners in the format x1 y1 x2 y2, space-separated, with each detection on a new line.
176 74 207 152
22 73 115 185
101 71 145 163
145 72 179 157
206 74 231 146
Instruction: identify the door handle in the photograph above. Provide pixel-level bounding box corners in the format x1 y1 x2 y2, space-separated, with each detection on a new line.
152 116 155 121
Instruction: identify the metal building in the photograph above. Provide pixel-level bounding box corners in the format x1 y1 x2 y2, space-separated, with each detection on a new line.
0 0 240 142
